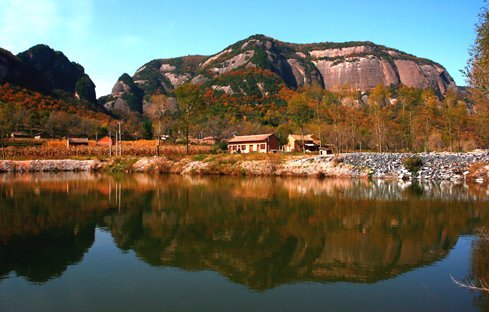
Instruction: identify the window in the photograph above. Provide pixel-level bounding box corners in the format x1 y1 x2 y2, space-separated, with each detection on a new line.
232 145 237 151
250 145 254 152
260 144 266 150
241 145 246 150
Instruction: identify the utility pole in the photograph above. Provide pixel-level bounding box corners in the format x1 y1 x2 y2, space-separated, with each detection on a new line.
317 100 322 148
115 128 118 157
118 122 122 156
157 111 162 156
109 130 112 158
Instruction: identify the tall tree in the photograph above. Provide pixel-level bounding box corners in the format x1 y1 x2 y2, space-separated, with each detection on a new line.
413 90 440 152
442 92 468 151
368 84 391 152
397 86 421 151
175 83 205 154
287 93 314 153
473 95 489 148
465 1 489 97
304 83 325 147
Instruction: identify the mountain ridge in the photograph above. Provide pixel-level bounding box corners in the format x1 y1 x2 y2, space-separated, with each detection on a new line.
103 34 457 114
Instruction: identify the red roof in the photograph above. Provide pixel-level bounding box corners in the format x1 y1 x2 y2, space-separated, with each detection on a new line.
98 136 112 144
228 133 274 143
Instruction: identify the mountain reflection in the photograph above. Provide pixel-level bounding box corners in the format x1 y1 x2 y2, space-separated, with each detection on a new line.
1 173 488 290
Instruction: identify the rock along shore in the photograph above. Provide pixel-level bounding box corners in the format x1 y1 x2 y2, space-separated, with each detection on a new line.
1 152 488 184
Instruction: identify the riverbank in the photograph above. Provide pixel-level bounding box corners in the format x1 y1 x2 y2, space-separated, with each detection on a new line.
1 152 488 183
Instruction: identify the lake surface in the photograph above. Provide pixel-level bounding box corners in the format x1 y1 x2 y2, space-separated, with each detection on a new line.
1 173 489 311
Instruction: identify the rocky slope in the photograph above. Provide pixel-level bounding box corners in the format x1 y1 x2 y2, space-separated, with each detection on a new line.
103 34 457 113
0 44 98 104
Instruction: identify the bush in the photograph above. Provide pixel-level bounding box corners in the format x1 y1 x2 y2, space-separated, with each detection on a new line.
403 155 423 175
192 154 207 161
106 157 137 173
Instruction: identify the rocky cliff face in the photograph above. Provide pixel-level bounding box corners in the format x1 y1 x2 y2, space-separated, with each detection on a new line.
103 34 457 113
101 73 144 114
0 44 98 104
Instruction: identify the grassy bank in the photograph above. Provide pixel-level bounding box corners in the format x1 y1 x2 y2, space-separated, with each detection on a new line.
1 152 488 185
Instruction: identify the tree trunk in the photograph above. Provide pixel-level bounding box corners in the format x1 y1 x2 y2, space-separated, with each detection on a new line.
186 123 189 155
317 101 322 147
301 127 305 154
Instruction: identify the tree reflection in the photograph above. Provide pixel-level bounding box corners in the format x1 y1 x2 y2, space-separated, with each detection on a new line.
0 223 95 283
470 228 489 310
1 173 488 290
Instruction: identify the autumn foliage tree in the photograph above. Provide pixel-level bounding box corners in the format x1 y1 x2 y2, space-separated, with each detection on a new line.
465 1 489 97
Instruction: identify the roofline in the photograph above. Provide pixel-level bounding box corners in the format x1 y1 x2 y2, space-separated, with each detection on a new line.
227 133 276 143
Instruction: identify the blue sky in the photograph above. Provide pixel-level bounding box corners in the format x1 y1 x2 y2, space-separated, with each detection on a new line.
0 0 483 97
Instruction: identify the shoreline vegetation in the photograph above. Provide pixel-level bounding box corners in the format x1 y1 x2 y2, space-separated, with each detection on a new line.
1 151 488 184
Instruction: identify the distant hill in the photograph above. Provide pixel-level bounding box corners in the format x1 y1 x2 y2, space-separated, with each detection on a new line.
0 45 111 138
1 44 101 108
101 34 457 113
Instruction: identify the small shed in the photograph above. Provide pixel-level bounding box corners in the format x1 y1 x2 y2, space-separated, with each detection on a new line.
319 146 334 155
285 134 320 152
201 136 217 145
67 138 89 147
10 132 33 138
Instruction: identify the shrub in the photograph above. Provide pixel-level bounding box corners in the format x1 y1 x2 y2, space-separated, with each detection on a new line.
192 154 207 161
403 155 423 175
106 157 137 173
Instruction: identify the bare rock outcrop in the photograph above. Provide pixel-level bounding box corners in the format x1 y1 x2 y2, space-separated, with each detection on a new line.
103 73 144 114
314 57 400 91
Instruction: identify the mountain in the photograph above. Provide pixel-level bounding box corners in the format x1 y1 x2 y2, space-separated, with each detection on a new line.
1 44 98 104
103 34 457 113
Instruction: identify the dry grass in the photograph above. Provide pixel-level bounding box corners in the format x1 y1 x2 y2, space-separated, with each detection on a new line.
466 161 489 183
0 139 213 159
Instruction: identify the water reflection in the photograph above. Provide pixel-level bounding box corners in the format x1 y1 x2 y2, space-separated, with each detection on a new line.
1 173 488 291
470 230 489 310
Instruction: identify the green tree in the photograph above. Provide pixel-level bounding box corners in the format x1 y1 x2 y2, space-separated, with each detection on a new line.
287 93 314 153
142 118 153 140
175 83 206 154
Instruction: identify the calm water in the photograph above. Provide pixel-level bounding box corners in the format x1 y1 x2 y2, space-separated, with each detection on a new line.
1 173 489 311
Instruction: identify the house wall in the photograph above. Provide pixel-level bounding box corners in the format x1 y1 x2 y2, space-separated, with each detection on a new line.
228 141 269 154
285 136 301 152
228 134 280 154
268 135 280 151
